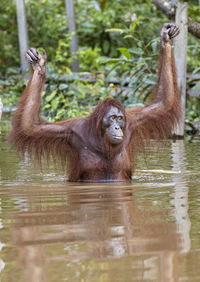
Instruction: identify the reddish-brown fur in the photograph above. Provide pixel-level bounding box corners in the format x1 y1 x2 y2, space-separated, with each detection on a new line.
9 24 181 182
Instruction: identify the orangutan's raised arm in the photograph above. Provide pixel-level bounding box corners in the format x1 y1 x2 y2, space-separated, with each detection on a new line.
126 23 181 140
14 49 77 136
9 48 79 163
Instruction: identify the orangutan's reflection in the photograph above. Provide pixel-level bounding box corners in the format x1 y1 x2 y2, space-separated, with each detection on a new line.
10 180 188 282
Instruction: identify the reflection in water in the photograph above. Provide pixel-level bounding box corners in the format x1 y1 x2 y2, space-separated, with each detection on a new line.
10 182 186 282
171 140 191 253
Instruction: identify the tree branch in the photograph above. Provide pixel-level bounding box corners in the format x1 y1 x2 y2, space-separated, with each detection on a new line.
152 0 200 38
152 0 175 17
188 17 200 38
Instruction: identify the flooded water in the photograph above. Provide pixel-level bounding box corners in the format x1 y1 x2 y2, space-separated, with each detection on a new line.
0 118 200 282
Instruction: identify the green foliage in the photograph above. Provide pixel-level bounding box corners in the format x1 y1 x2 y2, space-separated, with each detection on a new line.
26 0 67 63
187 35 200 72
188 1 200 22
104 21 159 108
76 0 165 58
41 65 112 120
41 18 159 121
0 0 68 75
186 97 200 122
0 0 19 75
53 38 71 74
0 68 27 111
78 47 103 72
186 2 200 72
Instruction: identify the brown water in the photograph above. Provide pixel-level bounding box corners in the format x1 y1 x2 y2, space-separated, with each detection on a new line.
0 119 200 282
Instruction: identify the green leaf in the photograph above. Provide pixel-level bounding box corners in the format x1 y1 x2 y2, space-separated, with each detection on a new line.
106 28 123 33
124 35 134 39
46 90 57 102
131 16 141 31
118 48 131 60
59 83 69 90
43 104 51 110
51 97 60 109
128 48 144 55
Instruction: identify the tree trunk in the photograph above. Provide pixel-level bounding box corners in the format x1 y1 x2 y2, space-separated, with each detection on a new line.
173 2 188 137
65 0 80 72
16 0 29 73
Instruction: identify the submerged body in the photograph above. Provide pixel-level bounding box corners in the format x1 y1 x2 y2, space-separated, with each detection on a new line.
10 23 181 182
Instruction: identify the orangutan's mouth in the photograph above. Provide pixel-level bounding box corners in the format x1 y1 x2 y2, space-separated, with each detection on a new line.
113 135 123 140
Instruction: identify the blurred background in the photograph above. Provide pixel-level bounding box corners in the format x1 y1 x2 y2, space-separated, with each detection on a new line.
0 0 199 132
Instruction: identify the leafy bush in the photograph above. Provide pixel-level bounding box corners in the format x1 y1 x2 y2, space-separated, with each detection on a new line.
42 66 113 120
0 0 19 75
0 68 27 111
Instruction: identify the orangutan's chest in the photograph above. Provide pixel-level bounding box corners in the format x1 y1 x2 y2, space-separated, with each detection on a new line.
79 147 130 172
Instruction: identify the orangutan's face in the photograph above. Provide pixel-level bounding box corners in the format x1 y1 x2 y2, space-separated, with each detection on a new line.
102 106 125 145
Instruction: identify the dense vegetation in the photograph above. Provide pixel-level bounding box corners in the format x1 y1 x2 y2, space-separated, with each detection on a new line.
0 0 199 128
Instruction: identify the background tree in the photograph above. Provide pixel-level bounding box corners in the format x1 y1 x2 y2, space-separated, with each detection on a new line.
16 0 29 73
65 0 79 72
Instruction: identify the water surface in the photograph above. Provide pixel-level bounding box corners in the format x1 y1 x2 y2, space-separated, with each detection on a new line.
0 119 200 282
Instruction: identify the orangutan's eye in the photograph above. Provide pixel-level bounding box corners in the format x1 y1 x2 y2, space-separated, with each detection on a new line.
110 116 115 121
118 116 123 121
